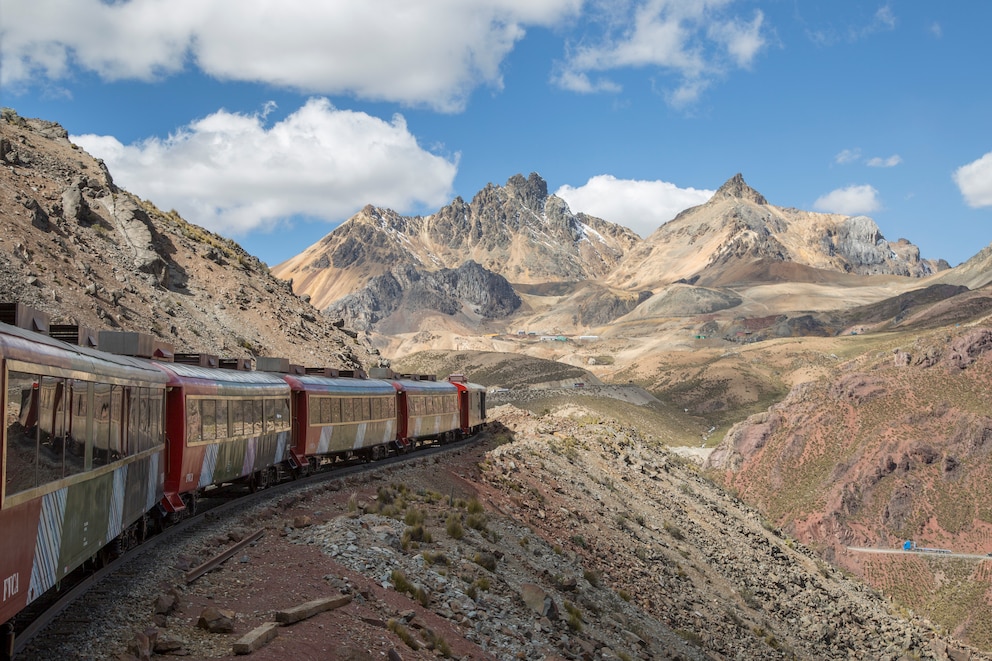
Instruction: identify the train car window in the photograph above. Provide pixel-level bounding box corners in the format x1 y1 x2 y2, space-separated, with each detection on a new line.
341 398 353 423
216 399 229 440
230 400 244 437
186 399 202 443
70 381 88 466
89 382 112 471
37 376 67 479
277 398 289 431
330 398 341 423
149 391 163 450
387 397 396 417
316 397 329 425
371 397 381 420
5 370 41 495
129 387 140 455
251 400 264 435
263 398 274 433
201 399 217 440
355 397 367 421
134 388 146 452
110 385 124 460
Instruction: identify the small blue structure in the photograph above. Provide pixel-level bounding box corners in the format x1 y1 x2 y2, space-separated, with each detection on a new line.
903 540 914 551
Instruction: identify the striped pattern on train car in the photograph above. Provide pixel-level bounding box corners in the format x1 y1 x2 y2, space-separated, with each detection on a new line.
391 378 460 447
281 374 398 464
1 323 167 625
154 362 291 512
448 375 487 436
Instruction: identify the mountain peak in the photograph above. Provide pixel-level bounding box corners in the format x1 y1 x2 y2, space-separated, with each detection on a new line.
712 173 767 205
504 172 548 212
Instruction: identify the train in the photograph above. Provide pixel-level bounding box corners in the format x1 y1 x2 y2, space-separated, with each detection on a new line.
0 307 486 652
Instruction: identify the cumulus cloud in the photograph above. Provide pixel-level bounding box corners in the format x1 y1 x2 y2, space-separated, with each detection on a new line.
555 175 714 237
813 184 881 215
553 1 768 107
1 0 582 112
954 152 992 208
72 98 458 235
866 154 902 167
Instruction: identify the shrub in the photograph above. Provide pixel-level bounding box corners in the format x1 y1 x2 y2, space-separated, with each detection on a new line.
388 619 418 650
446 514 464 540
473 552 497 571
564 601 583 632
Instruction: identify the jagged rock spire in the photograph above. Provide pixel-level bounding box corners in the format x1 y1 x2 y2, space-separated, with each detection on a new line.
712 173 767 205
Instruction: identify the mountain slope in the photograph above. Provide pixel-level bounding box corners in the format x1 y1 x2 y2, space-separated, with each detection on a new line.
0 110 378 369
706 324 992 649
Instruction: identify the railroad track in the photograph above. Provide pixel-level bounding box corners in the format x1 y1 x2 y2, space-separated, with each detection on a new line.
12 437 476 658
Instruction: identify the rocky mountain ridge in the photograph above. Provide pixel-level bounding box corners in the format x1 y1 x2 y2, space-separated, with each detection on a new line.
273 172 640 312
275 169 963 347
0 109 379 369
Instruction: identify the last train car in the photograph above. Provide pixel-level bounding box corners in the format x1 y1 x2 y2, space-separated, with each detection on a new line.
281 373 399 465
154 362 291 514
447 373 487 437
1 322 167 634
391 376 461 449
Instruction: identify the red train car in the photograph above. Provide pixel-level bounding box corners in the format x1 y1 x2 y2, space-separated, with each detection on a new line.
282 373 399 465
1 322 168 630
447 373 487 437
391 377 461 448
153 362 292 514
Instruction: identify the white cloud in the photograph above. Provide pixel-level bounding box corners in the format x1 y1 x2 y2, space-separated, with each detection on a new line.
72 98 458 235
954 152 992 208
554 1 768 106
555 175 714 237
1 0 582 112
708 10 766 68
834 148 862 164
813 184 881 215
866 154 902 167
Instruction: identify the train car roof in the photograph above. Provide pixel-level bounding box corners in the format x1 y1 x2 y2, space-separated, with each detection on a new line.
281 373 397 395
391 378 459 394
450 380 487 394
152 361 290 396
0 321 168 384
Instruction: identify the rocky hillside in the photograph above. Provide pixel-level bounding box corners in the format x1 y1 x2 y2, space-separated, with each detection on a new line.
0 110 379 369
22 403 987 660
706 324 992 650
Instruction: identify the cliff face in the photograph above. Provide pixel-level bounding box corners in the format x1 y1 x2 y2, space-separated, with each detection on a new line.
325 260 521 332
0 110 379 370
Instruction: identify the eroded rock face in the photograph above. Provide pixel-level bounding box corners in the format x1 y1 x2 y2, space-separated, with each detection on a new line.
326 260 521 331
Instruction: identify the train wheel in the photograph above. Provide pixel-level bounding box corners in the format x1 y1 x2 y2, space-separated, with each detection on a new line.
2 621 14 661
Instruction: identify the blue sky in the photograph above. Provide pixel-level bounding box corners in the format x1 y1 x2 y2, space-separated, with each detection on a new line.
3 1 991 269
